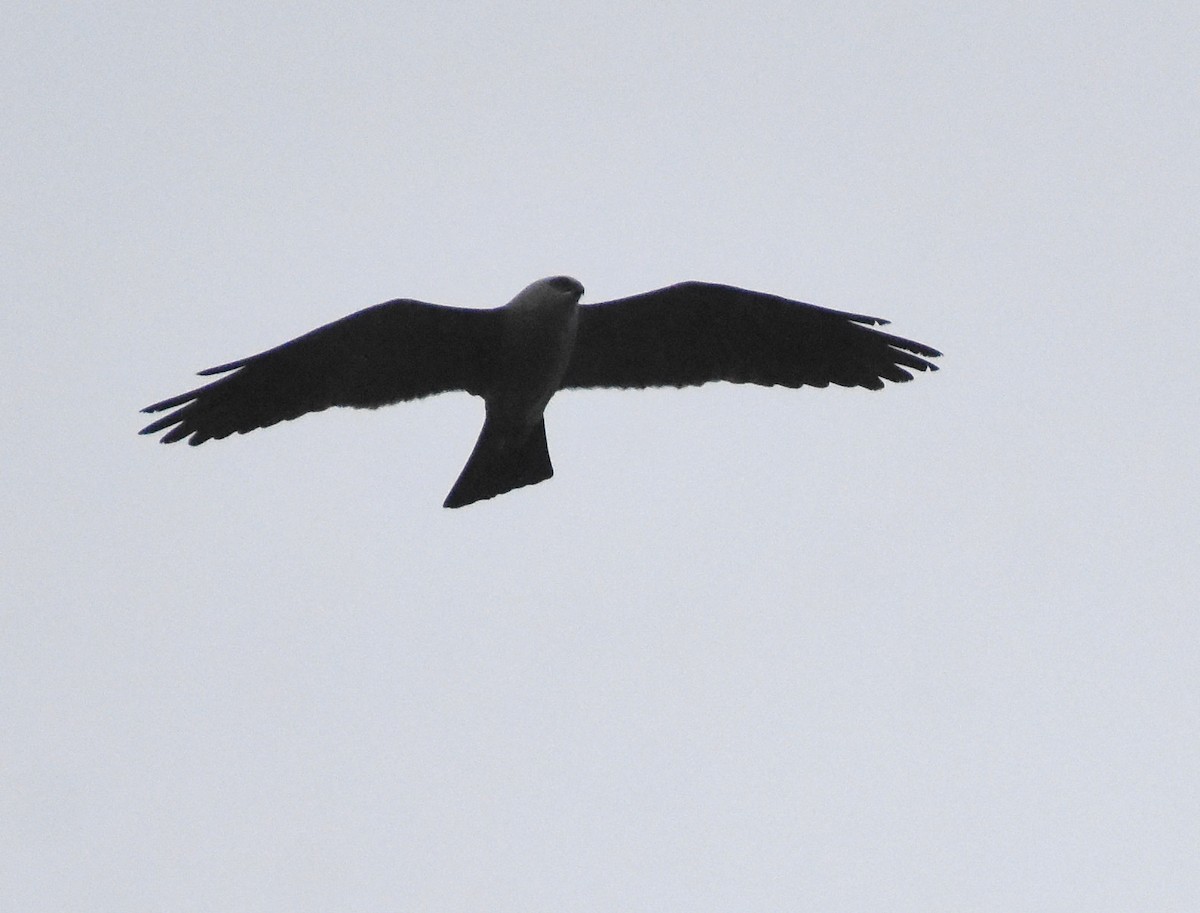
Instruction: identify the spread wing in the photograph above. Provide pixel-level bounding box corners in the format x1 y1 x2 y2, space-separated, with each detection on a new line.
140 300 502 444
561 282 940 392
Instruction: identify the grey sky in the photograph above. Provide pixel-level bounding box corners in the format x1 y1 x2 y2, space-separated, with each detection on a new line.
4 2 1197 910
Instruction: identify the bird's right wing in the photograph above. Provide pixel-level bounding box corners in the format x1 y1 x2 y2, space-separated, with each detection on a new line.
561 282 940 392
140 300 502 444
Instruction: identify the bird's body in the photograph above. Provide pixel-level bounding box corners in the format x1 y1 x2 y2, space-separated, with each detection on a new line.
141 276 940 507
488 277 581 426
443 277 582 507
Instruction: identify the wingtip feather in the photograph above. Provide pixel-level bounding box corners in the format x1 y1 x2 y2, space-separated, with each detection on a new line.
197 359 247 376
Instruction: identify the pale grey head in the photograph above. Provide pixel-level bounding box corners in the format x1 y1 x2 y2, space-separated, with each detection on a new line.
504 275 585 311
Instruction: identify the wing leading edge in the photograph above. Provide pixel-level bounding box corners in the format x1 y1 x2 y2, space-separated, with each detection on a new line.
140 300 502 445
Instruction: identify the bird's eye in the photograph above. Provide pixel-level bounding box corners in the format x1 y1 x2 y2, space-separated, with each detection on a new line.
548 276 581 294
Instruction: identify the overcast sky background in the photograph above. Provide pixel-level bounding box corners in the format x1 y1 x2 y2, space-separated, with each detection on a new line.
4 2 1198 910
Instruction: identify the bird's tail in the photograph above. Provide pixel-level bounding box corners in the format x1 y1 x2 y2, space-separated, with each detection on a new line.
443 416 554 508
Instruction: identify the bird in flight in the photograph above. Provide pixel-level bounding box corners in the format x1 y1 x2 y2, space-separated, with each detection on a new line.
140 277 940 508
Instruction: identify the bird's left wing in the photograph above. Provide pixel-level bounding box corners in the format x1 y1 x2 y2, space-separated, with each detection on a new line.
141 300 502 444
560 282 940 392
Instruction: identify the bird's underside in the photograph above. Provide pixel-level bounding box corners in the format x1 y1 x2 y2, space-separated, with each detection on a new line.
141 277 941 507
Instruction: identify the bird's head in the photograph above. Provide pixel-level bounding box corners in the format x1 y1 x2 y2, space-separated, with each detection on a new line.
543 275 584 298
505 275 585 312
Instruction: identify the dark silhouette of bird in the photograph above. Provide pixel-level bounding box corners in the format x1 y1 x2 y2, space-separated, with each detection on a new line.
140 277 940 507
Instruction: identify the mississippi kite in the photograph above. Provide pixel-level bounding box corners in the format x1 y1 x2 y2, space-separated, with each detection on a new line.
140 277 940 507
